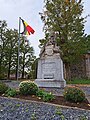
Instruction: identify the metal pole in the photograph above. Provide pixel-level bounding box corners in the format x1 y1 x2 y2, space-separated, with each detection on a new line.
17 17 21 80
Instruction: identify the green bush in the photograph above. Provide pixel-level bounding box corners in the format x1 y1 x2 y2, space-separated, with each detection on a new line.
42 92 55 102
63 87 86 103
5 88 17 97
36 89 45 97
36 89 55 102
0 82 9 94
19 81 38 95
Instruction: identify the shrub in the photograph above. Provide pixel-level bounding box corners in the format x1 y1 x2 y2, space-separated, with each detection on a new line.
36 89 45 97
5 88 17 97
0 82 9 94
19 81 38 95
36 89 55 102
63 87 86 103
42 92 55 102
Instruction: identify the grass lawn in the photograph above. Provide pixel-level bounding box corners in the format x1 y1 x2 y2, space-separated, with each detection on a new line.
67 78 90 84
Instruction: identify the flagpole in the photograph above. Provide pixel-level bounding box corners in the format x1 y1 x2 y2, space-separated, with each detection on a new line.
17 17 21 81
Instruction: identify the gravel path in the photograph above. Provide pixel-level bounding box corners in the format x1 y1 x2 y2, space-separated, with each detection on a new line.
0 97 90 120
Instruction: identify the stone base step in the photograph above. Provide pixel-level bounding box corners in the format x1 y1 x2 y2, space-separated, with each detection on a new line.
35 79 66 88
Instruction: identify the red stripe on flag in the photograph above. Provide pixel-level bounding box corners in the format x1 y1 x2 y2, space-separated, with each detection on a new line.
26 25 35 34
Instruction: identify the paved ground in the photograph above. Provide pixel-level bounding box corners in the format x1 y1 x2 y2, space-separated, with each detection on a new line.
0 97 90 120
2 80 90 103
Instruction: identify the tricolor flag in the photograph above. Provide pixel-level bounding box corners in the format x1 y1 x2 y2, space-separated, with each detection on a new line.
20 18 35 35
17 17 35 80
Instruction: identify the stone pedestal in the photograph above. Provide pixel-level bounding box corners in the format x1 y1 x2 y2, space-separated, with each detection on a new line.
35 37 66 88
35 58 66 88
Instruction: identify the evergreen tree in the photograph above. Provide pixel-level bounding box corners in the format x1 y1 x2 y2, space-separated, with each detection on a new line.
40 0 89 80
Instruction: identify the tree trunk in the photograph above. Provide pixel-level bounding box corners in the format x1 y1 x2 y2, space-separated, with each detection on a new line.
64 63 71 80
21 54 25 79
7 51 12 79
0 55 2 77
22 64 25 79
15 52 19 80
7 63 10 79
15 64 18 80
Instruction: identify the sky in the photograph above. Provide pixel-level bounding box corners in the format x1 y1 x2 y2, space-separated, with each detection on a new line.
0 0 90 57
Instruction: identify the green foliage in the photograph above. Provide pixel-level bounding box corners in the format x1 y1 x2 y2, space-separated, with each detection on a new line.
4 29 18 79
0 74 6 80
0 19 35 80
36 89 45 97
36 89 55 102
29 58 38 79
42 92 55 102
5 88 17 97
19 81 38 95
0 82 9 94
39 0 89 80
67 78 90 84
39 38 48 48
20 39 35 79
86 35 90 51
40 0 88 64
63 87 86 103
0 20 8 79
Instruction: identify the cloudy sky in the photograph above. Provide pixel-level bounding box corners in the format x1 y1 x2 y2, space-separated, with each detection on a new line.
0 0 90 57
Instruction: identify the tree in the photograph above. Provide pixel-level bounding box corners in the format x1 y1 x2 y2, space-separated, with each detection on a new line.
19 37 35 79
40 0 89 80
0 20 8 79
29 58 38 79
86 35 90 51
0 19 36 80
4 29 18 79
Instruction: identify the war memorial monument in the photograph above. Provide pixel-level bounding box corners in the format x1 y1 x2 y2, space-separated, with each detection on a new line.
35 35 66 88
